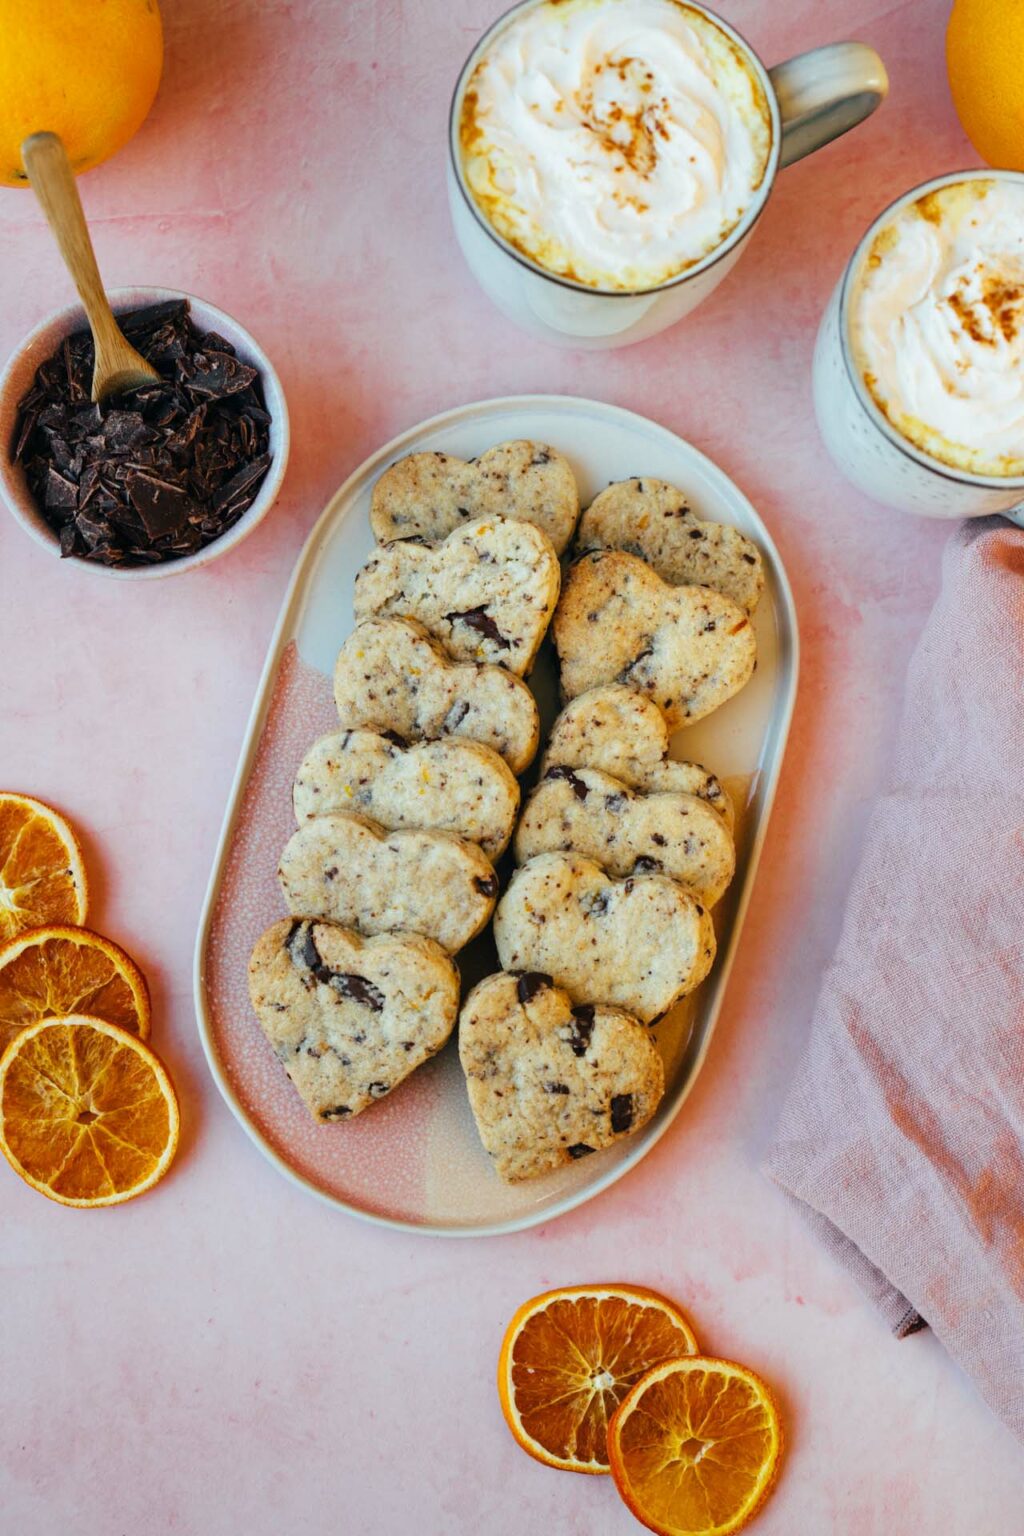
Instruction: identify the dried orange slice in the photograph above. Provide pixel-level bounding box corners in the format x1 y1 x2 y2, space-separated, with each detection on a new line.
498 1284 698 1474
0 925 150 1055
0 793 87 943
0 1014 178 1207
608 1356 783 1536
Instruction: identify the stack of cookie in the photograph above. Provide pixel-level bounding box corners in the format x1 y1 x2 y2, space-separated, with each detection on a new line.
246 445 763 1188
463 479 763 1181
248 442 573 1125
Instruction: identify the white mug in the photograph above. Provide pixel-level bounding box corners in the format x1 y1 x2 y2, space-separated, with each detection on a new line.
813 168 1024 522
447 0 888 350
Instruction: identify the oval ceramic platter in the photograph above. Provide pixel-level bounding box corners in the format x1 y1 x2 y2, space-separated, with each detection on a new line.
194 395 798 1236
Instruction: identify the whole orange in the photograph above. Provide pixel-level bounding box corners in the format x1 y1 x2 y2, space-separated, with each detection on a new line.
0 0 163 187
946 0 1024 170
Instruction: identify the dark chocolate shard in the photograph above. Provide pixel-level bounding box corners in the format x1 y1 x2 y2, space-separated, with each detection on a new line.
567 1143 594 1159
76 508 116 549
544 765 589 801
474 872 499 899
164 406 206 457
126 471 191 541
210 452 271 513
618 647 653 681
120 299 189 337
102 410 150 452
290 922 321 973
184 351 258 399
516 971 552 1005
632 856 662 875
442 606 511 650
568 1006 595 1057
13 402 41 462
610 1094 634 1133
329 973 386 1012
289 923 387 1012
44 466 77 509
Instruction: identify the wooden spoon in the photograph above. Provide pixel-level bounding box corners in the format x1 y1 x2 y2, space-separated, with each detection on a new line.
20 132 161 403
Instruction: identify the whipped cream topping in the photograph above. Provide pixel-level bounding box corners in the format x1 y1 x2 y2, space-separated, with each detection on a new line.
850 179 1024 478
459 0 772 292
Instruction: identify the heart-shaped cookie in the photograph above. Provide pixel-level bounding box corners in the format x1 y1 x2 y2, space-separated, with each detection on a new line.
294 728 519 859
353 515 560 676
494 852 716 1023
515 764 735 907
334 618 540 776
370 440 579 554
249 918 459 1121
576 477 763 614
540 684 733 831
278 813 498 954
553 550 755 729
459 970 664 1181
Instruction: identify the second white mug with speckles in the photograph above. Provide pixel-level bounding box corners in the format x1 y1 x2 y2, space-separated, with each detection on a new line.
813 168 1024 522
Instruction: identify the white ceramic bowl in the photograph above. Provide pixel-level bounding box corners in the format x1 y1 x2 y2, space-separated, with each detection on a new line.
0 286 290 578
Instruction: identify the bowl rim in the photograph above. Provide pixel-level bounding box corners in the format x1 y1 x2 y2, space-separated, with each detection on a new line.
0 285 290 580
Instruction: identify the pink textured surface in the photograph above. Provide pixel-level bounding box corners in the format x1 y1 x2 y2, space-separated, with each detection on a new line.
1 1 1022 1532
202 641 443 1224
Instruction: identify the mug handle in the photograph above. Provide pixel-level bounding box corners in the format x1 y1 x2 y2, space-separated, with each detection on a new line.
768 43 889 169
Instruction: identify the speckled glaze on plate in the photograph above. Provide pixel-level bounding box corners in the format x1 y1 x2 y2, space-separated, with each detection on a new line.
193 395 798 1235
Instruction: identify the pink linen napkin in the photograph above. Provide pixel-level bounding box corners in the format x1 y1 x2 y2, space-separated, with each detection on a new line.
765 517 1024 1442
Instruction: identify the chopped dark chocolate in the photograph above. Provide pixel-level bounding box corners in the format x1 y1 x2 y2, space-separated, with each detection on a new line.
444 700 471 731
632 856 662 875
12 300 273 568
288 921 386 1012
330 973 387 1012
126 472 192 541
544 765 589 801
610 1094 634 1133
44 466 77 509
516 971 552 1005
618 646 654 681
442 606 511 650
567 1006 595 1057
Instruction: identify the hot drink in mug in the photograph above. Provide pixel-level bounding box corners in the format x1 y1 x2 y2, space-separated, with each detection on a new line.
448 0 888 348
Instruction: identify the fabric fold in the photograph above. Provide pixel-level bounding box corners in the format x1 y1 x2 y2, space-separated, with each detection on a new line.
765 518 1024 1442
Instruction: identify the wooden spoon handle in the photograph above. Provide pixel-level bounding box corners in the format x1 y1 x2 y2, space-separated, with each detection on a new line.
20 132 125 362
